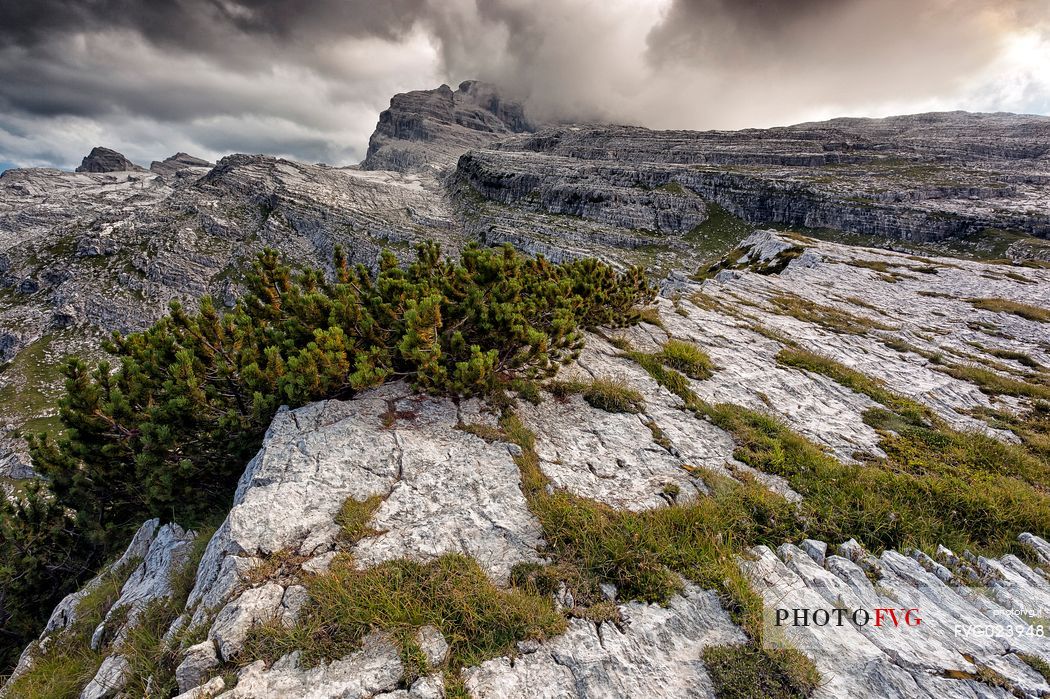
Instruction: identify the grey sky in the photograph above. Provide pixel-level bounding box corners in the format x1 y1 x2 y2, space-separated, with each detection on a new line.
1 0 1048 171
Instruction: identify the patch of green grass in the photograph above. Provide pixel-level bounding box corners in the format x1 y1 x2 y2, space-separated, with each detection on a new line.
621 348 1050 556
624 351 694 403
704 643 821 699
656 339 717 380
877 335 940 361
501 415 794 607
119 599 183 698
0 334 66 439
688 290 724 313
547 377 645 414
844 258 892 273
656 181 688 195
865 407 1050 492
510 378 543 405
938 363 1050 401
683 203 754 258
499 413 820 695
637 306 664 328
981 348 1044 371
244 553 565 670
769 294 896 334
0 638 103 699
969 298 1050 323
844 296 879 311
3 557 140 698
458 422 506 443
1018 653 1050 684
336 495 385 544
970 402 1050 464
583 378 645 414
700 400 1050 556
774 347 1050 498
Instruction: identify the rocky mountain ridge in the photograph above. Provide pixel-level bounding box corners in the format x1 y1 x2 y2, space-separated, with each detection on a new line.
456 112 1050 252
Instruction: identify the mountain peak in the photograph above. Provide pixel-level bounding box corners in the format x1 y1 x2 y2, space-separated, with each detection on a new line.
149 152 213 176
361 80 539 173
74 146 145 173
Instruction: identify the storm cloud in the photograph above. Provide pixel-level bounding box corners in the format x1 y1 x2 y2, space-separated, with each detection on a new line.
0 0 1047 169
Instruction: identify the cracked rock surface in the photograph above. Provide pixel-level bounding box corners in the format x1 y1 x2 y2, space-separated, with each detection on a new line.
745 535 1050 698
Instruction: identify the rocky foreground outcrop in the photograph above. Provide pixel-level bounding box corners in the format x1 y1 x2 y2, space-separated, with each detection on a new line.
7 231 1050 698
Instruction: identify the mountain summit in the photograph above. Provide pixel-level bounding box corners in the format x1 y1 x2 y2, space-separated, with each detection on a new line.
74 146 146 173
362 80 538 172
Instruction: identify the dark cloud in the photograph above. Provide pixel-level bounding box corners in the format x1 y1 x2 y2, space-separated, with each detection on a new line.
0 0 1047 169
0 1 425 49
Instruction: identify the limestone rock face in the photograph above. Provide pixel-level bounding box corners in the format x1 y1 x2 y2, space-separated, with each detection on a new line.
176 641 221 693
78 654 130 699
181 382 545 642
454 112 1050 245
362 80 538 173
744 537 1050 698
75 147 146 173
221 634 405 698
463 585 746 697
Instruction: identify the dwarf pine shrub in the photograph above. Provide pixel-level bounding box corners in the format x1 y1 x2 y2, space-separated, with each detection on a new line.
0 242 651 673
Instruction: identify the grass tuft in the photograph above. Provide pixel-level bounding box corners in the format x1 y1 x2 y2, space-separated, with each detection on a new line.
656 339 717 380
704 643 821 699
2 557 141 699
637 307 665 328
244 553 565 671
458 422 506 443
938 363 1050 401
969 298 1050 323
547 377 645 414
776 348 934 427
336 495 385 544
499 412 821 695
1018 653 1050 684
769 293 896 334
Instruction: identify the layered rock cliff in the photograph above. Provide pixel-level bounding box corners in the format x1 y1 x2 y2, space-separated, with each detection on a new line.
362 80 538 173
454 113 1050 248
